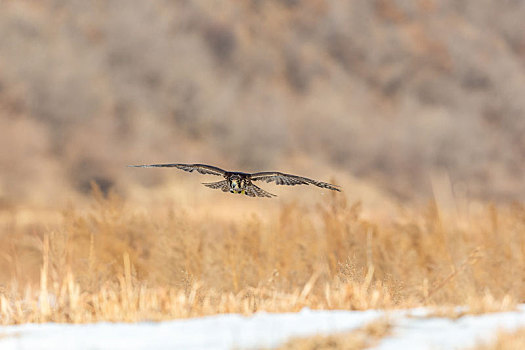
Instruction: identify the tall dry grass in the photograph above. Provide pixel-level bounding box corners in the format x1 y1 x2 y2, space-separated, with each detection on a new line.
0 185 523 324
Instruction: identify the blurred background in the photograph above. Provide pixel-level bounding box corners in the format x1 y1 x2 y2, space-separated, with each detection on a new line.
1 0 525 206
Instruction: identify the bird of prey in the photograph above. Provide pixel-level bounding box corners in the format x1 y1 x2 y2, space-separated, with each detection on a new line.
129 163 341 198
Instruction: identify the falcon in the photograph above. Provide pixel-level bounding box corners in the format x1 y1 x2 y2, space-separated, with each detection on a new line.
129 163 341 197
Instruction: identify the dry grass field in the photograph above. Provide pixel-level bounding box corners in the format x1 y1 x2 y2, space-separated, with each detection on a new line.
0 182 522 325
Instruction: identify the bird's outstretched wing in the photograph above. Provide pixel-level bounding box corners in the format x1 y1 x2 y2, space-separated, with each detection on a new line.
244 184 276 198
202 180 230 192
250 172 341 192
129 163 226 176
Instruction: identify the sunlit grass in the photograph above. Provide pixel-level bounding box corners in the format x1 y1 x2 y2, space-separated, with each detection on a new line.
0 185 523 324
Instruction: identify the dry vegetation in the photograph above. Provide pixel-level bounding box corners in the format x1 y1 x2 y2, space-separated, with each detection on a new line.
472 328 525 350
0 184 522 324
1 0 525 204
0 0 524 331
273 318 391 350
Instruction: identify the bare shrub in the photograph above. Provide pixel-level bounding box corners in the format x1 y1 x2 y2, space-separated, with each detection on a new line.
1 0 525 200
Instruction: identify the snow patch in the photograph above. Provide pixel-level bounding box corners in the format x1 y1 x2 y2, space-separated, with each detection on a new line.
0 306 523 350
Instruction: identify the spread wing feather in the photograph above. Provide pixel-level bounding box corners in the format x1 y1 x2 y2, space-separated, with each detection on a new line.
129 163 225 176
244 184 276 198
250 172 340 191
202 180 230 192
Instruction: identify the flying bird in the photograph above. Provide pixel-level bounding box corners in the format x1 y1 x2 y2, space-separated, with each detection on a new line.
129 163 341 198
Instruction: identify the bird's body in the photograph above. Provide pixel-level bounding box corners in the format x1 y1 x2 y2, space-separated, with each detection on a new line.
129 163 340 198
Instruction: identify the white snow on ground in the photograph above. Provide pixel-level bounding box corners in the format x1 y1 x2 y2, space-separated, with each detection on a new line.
0 306 524 350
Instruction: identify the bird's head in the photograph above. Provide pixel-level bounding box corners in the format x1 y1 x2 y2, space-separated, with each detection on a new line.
229 175 243 193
